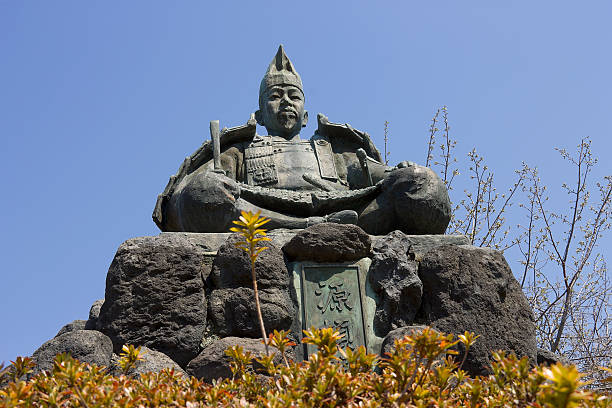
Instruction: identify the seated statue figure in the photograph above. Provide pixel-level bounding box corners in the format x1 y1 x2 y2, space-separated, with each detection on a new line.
153 46 451 235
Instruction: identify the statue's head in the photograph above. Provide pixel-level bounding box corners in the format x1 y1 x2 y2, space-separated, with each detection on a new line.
255 45 308 139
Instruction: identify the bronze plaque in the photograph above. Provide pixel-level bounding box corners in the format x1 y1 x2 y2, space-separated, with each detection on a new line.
301 265 367 357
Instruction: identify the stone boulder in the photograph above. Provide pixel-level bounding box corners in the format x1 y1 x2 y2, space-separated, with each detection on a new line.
380 325 448 367
109 346 187 378
186 337 288 381
96 234 212 367
380 325 433 356
208 236 294 337
209 287 294 337
85 299 104 330
89 299 104 320
537 348 569 366
369 231 423 336
211 234 290 290
401 234 470 261
418 245 537 375
282 223 371 262
32 330 113 374
55 320 87 337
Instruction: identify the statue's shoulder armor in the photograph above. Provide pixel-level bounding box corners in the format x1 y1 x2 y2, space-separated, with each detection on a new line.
315 113 383 163
153 118 257 230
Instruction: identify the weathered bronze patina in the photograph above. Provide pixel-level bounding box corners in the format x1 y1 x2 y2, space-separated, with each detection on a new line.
291 258 381 358
153 45 451 235
303 265 366 355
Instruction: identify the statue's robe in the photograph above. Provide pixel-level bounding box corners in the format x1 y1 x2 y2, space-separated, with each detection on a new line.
153 114 451 235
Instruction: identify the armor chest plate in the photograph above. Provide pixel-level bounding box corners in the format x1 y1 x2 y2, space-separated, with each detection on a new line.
245 136 339 190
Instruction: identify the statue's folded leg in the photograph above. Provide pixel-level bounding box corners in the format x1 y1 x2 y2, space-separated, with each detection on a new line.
237 200 312 230
357 166 451 235
167 171 242 232
167 171 335 232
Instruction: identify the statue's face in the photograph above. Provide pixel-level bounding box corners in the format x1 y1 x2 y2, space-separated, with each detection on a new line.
259 85 307 138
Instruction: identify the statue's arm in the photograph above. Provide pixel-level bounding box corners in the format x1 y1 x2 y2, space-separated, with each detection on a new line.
216 145 245 181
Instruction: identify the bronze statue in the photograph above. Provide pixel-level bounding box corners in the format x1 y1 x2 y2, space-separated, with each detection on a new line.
153 46 451 235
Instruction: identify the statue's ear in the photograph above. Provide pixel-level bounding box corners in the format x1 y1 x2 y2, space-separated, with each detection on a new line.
255 110 265 126
302 110 309 128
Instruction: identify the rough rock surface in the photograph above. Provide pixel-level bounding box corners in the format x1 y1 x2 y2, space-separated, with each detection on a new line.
89 299 105 320
85 299 105 330
186 337 287 381
32 330 113 373
418 245 537 375
55 320 87 337
208 236 294 337
402 234 470 261
109 347 187 378
209 287 294 337
380 325 433 356
97 234 212 367
369 231 423 336
157 231 230 252
211 235 289 290
537 348 569 366
380 325 450 367
282 223 371 262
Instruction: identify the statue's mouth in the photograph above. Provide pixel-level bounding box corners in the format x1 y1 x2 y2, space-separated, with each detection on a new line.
278 110 297 121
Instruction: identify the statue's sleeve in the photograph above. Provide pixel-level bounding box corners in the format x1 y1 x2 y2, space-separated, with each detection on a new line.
219 145 245 182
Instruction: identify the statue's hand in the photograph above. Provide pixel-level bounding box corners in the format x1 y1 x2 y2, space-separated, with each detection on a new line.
326 210 358 224
306 210 358 227
306 216 326 227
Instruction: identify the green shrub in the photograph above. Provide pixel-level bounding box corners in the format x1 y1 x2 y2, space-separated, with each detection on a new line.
1 328 610 407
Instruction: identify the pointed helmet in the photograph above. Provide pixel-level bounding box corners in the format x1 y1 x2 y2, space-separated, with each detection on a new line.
259 45 303 97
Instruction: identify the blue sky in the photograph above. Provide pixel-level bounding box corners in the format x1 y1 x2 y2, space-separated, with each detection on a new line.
1 1 610 363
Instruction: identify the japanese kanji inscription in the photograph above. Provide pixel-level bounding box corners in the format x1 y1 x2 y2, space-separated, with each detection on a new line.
291 259 382 359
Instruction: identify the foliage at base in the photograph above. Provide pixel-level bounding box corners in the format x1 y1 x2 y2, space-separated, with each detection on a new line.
1 327 610 407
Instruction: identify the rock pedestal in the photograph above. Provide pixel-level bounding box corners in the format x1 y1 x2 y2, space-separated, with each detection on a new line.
32 224 539 378
208 235 294 338
32 330 113 375
418 245 537 375
95 234 212 367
